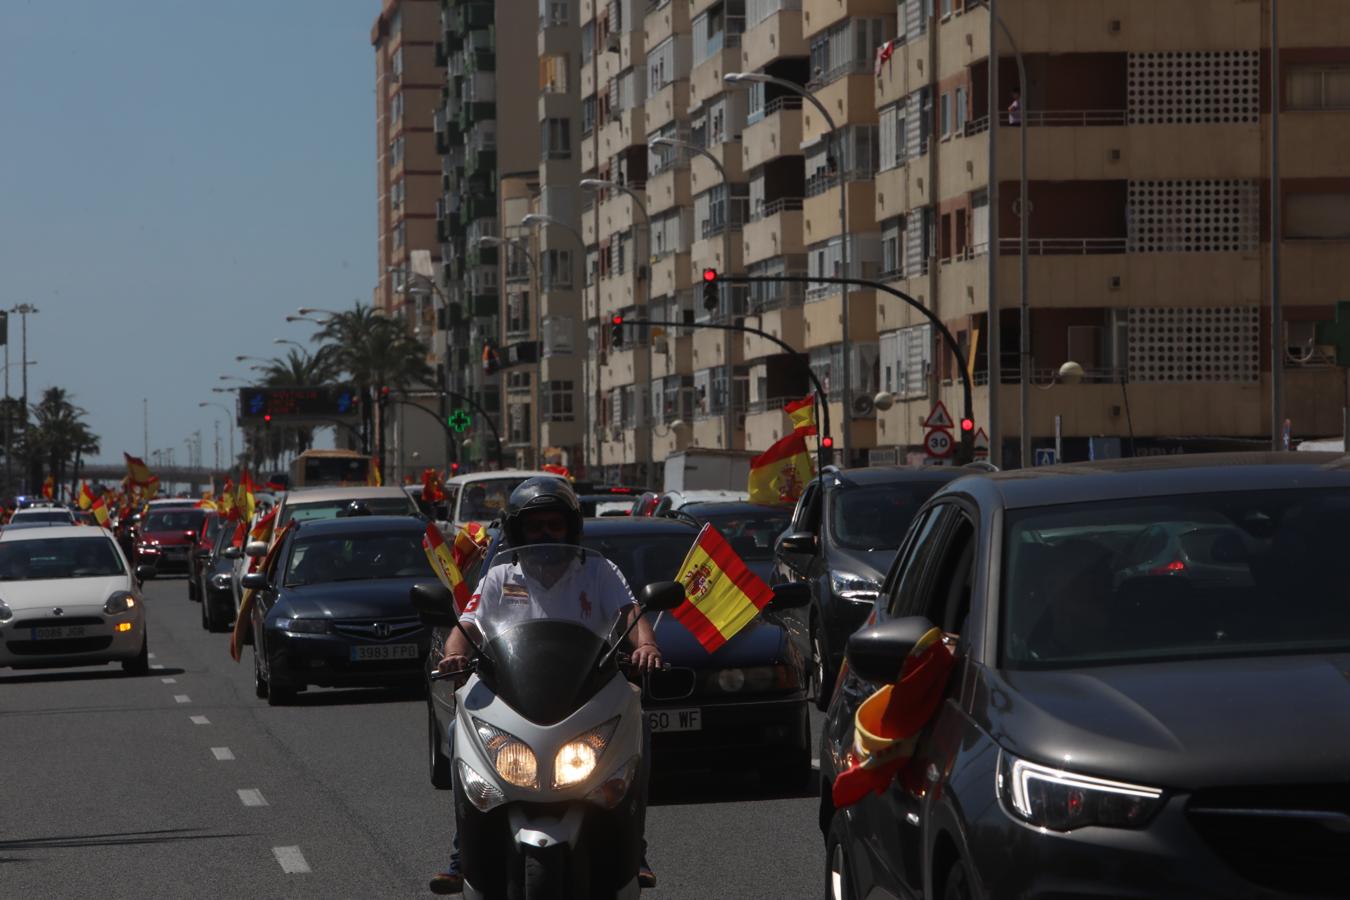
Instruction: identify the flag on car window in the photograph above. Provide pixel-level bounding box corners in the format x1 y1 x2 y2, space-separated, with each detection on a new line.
230 522 296 663
784 394 818 436
368 459 383 487
124 452 155 487
747 432 814 507
91 496 112 529
670 524 776 653
235 471 257 523
423 523 474 612
78 482 95 510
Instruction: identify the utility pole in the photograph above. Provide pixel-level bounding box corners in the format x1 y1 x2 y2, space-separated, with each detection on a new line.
11 305 38 493
143 398 149 459
1270 0 1283 449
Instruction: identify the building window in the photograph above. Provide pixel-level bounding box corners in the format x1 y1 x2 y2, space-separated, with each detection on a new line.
508 403 532 445
808 17 890 87
878 103 906 171
540 0 568 27
539 55 569 93
543 381 575 422
390 92 404 122
541 249 574 289
1287 66 1350 110
391 48 404 82
542 118 571 159
388 136 404 169
954 86 967 133
582 97 596 136
507 291 530 336
940 92 952 137
394 221 406 249
1285 192 1350 240
543 316 575 355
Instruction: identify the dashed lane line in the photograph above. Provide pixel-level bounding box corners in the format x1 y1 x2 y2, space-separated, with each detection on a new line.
173 694 191 704
273 846 311 874
211 747 235 761
237 789 268 807
161 677 177 684
190 715 211 725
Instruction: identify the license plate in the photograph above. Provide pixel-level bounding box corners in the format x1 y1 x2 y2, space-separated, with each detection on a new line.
350 643 419 661
647 708 701 733
30 625 88 640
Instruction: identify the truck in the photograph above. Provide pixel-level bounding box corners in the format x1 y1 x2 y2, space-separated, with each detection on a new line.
661 448 758 494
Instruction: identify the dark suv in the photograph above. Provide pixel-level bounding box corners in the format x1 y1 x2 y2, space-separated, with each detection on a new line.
772 466 966 708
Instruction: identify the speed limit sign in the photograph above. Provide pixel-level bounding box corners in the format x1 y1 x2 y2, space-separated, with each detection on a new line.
925 428 955 458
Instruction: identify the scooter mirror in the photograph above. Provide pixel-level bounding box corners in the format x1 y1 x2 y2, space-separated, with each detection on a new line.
640 581 686 612
410 582 458 627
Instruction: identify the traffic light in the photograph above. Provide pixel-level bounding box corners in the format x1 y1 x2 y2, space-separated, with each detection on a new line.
701 268 719 313
821 436 833 449
263 414 272 430
450 462 460 475
610 314 624 349
960 417 974 433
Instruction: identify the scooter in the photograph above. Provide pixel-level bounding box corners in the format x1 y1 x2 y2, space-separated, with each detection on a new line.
414 545 686 900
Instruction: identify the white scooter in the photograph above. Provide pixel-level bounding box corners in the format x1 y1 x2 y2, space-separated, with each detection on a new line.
413 545 685 900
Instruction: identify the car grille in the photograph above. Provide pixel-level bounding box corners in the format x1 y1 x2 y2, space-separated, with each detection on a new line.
1188 785 1350 895
7 637 113 655
14 616 104 629
644 666 696 702
330 618 423 642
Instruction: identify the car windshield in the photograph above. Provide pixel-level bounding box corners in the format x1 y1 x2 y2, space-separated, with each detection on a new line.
692 510 791 560
456 478 535 522
279 496 416 527
829 481 946 552
0 538 125 580
283 530 435 586
144 510 206 532
1002 488 1350 670
14 511 71 523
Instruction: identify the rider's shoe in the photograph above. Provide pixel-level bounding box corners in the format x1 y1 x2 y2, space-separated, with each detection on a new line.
429 859 463 895
638 856 657 889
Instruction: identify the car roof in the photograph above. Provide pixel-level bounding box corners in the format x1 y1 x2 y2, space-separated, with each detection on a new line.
444 470 563 486
938 452 1350 510
0 525 116 542
676 501 792 516
291 515 427 537
147 498 199 506
825 465 970 488
581 516 700 537
11 507 74 516
281 486 415 503
664 490 749 504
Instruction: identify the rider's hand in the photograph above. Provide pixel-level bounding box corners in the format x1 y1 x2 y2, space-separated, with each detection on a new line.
629 642 662 674
437 652 470 675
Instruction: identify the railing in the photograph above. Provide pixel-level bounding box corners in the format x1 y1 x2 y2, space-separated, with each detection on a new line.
747 395 795 414
750 196 804 222
998 237 1127 255
939 244 985 266
805 168 874 198
967 109 1129 135
747 94 802 126
808 58 871 91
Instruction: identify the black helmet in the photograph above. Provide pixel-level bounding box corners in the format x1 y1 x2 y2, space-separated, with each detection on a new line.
503 477 582 547
342 500 373 517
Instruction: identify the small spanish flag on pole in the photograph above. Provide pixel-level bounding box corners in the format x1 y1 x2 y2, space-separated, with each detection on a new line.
78 482 95 510
671 524 776 653
368 459 383 487
784 393 818 436
91 496 112 529
747 431 815 507
124 453 155 487
423 522 474 612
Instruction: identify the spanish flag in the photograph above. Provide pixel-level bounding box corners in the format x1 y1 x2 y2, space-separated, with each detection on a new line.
784 394 818 436
747 432 814 507
40 475 55 499
124 453 155 487
542 463 573 481
235 471 256 523
143 476 160 500
219 478 236 520
231 522 295 662
78 482 95 510
423 522 474 612
421 467 445 503
368 459 383 487
451 521 489 571
671 524 776 653
91 496 112 529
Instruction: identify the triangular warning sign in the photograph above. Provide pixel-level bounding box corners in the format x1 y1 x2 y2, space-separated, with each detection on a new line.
922 401 954 430
972 427 989 451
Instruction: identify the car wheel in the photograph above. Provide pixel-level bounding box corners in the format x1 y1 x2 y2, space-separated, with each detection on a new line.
122 634 150 676
824 814 857 900
812 618 836 712
253 646 269 699
942 858 974 900
429 703 453 790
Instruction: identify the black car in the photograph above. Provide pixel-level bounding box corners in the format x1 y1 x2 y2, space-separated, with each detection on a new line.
199 521 243 633
245 515 438 705
424 516 814 789
821 453 1350 900
669 501 792 583
773 466 967 708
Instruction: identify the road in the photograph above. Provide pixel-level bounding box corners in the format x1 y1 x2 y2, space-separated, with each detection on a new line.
2 577 826 899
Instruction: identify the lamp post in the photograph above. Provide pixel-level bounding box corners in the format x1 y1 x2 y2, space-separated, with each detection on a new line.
297 307 342 318
581 178 652 485
726 72 848 464
480 235 543 467
10 304 37 493
199 402 237 469
285 314 327 325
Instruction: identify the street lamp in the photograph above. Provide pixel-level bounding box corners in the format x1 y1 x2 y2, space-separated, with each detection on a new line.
198 401 237 466
235 355 268 364
218 375 249 384
725 71 850 463
297 307 341 317
286 314 325 324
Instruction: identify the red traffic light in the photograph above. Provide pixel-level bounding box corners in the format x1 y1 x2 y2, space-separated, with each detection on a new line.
611 314 624 325
821 436 834 448
703 268 718 282
450 462 460 474
263 414 272 423
960 417 974 432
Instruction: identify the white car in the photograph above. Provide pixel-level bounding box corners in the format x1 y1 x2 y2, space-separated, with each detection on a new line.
441 470 566 528
0 526 148 673
8 506 77 527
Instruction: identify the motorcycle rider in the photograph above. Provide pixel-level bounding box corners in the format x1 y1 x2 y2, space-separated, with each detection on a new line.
430 477 662 895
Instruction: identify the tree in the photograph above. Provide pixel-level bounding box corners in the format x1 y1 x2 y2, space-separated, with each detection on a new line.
259 349 335 456
26 387 100 499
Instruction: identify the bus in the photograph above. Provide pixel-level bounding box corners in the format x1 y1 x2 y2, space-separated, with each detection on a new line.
288 449 373 488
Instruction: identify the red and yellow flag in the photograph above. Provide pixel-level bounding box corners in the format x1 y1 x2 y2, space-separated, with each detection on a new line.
143 476 160 500
230 522 295 662
91 496 112 529
542 463 573 481
249 506 278 545
78 482 95 510
235 471 256 523
40 475 55 499
220 478 236 519
451 521 489 571
747 432 814 507
784 394 818 436
368 459 383 487
671 524 776 653
124 453 155 487
423 522 474 612
421 468 445 503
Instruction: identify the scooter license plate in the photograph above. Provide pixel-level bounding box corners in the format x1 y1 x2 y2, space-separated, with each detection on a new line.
647 708 701 733
350 643 420 661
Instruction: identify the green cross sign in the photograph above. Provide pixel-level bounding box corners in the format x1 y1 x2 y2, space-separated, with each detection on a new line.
1314 301 1350 367
448 409 472 433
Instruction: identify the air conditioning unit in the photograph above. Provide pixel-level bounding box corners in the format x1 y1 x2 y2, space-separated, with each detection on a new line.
850 394 875 419
606 31 622 52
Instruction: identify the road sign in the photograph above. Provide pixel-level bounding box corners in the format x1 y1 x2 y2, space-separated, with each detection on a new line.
925 429 955 458
1034 448 1057 467
922 401 955 430
972 427 990 458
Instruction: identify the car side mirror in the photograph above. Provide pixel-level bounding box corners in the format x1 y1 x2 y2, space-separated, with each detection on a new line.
640 581 686 612
221 546 243 560
767 582 811 610
240 572 270 592
410 582 458 627
777 531 817 556
845 616 938 684
244 540 269 559
134 564 153 583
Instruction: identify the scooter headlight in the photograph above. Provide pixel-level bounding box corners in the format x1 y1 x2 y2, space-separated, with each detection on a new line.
585 755 640 809
457 759 507 812
554 717 619 789
473 718 538 790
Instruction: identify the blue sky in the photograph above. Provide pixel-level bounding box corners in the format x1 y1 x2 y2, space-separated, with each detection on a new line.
0 0 377 465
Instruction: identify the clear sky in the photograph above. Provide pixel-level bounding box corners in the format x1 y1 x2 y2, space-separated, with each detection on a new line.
0 0 378 466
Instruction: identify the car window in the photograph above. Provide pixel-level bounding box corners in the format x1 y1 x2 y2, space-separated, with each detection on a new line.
582 533 697 589
14 510 73 523
887 505 955 619
144 510 207 532
283 530 434 586
696 510 792 560
920 516 977 636
0 537 125 579
789 481 820 534
829 481 949 552
457 477 535 522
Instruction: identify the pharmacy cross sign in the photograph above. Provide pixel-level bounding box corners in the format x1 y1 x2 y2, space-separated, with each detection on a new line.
448 409 472 433
1314 300 1350 367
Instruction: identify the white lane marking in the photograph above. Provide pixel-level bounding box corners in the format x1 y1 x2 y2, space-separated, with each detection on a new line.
161 677 177 684
273 846 311 874
190 715 211 725
237 789 268 807
173 694 191 704
211 747 235 761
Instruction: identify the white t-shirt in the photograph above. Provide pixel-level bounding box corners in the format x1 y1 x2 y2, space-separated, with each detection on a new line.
460 555 637 641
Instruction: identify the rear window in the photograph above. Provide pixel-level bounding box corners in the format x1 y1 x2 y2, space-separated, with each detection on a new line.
13 511 72 523
144 509 206 532
278 496 418 527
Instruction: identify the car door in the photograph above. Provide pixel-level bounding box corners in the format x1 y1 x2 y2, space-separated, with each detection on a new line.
774 480 821 582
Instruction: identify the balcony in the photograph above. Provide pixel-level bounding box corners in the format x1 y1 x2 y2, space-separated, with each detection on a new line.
803 180 876 244
743 200 804 265
743 96 803 171
645 0 690 48
742 304 806 360
743 8 806 73
645 79 691 134
688 40 742 114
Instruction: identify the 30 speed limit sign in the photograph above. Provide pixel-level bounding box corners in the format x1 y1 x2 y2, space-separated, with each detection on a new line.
924 428 955 458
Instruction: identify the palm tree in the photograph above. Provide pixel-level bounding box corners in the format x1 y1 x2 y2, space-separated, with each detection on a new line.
27 387 100 499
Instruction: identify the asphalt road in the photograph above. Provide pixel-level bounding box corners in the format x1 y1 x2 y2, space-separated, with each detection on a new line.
2 577 826 899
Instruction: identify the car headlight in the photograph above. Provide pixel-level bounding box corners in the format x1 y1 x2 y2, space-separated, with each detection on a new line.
457 759 507 812
553 717 619 789
997 751 1164 831
103 591 137 615
0 600 11 622
705 665 799 694
275 617 329 635
585 755 640 809
473 718 538 789
830 570 880 603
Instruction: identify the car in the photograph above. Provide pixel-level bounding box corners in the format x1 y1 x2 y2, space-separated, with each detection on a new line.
186 511 223 602
668 500 792 582
652 489 749 517
135 506 209 577
440 469 566 528
572 483 644 517
245 515 439 705
73 510 99 527
772 466 969 709
820 452 1350 900
272 485 422 530
199 520 243 633
422 516 814 790
9 506 77 526
0 525 148 673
